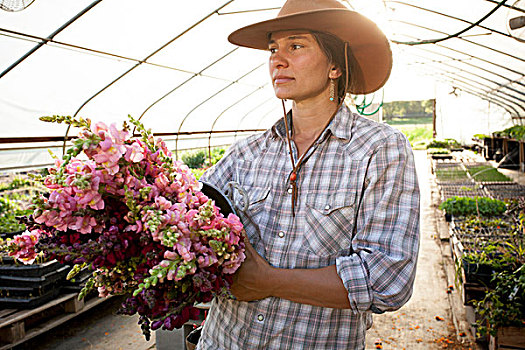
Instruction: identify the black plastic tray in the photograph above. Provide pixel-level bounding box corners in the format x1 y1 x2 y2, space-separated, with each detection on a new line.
0 281 62 298
61 267 93 292
0 265 69 288
0 258 64 277
0 287 60 309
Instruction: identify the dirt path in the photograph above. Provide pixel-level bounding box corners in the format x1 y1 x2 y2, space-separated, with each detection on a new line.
364 150 477 350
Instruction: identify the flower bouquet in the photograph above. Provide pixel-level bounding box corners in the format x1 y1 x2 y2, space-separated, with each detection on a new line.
1 115 245 339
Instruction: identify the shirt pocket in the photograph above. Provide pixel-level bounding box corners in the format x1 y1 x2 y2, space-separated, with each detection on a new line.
303 190 357 257
238 186 270 244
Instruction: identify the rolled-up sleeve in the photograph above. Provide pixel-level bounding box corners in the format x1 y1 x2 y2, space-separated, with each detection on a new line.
335 133 420 314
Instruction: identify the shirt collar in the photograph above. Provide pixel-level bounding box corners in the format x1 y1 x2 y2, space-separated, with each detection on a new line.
271 104 355 141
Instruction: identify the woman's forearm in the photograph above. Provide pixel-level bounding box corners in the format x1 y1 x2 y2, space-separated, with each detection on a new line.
267 264 351 309
231 237 350 309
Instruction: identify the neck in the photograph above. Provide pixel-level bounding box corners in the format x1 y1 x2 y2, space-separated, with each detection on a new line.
291 95 339 141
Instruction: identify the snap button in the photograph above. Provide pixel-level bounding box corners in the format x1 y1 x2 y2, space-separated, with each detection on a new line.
257 314 264 322
278 231 285 238
324 204 331 210
287 187 293 194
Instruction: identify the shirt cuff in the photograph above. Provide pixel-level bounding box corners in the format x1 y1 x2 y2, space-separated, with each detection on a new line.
335 253 374 313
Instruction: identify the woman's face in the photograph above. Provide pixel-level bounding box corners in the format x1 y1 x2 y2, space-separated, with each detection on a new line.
268 31 338 103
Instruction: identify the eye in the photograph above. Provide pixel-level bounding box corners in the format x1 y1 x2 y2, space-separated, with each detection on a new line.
291 44 303 50
269 47 277 54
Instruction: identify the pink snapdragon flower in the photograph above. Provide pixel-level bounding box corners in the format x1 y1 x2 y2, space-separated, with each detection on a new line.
7 230 43 264
125 141 145 163
88 122 129 175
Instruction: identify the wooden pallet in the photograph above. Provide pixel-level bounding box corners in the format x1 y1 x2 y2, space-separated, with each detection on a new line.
489 326 525 350
0 292 109 350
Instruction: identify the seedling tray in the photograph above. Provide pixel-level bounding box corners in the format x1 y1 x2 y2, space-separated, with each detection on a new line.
0 288 60 309
0 281 62 298
0 265 69 289
0 258 64 277
61 267 93 293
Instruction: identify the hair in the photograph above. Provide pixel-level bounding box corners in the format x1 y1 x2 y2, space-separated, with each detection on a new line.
311 31 364 102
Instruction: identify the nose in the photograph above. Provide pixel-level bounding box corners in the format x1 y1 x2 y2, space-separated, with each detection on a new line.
269 50 288 70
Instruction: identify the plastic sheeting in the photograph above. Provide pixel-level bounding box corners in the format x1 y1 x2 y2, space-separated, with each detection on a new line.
1 0 524 170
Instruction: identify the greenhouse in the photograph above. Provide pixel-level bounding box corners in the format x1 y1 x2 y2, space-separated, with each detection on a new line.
0 0 524 349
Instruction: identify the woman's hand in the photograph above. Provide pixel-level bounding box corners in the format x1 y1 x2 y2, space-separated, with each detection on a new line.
230 233 351 308
230 234 275 301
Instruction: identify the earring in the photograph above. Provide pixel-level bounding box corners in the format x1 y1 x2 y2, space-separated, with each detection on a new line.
329 79 335 101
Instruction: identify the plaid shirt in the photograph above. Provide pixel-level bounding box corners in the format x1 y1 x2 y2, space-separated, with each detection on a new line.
197 105 420 349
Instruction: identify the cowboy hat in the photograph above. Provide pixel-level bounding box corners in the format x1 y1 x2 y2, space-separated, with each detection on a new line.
228 0 392 95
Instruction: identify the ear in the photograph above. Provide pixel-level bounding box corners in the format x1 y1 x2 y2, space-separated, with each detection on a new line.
329 66 342 79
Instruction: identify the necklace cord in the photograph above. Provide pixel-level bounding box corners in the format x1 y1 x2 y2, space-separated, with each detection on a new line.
281 42 349 216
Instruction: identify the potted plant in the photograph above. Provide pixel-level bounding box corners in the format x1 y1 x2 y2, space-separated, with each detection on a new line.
474 265 524 348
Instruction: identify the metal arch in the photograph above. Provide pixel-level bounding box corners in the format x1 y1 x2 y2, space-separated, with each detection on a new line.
206 83 269 163
413 61 525 112
406 37 525 77
391 20 525 63
216 7 280 15
386 1 512 38
406 56 525 110
63 1 235 153
404 51 525 102
401 41 525 89
174 63 265 159
390 0 508 45
434 71 524 114
435 74 518 116
483 0 525 12
438 77 518 117
234 97 276 140
135 48 239 124
0 27 240 84
341 0 356 10
436 70 525 113
0 0 103 79
255 106 281 130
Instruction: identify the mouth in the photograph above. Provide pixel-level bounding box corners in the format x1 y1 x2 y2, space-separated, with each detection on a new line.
273 75 294 85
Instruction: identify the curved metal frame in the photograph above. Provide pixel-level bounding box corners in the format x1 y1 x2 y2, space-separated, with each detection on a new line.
234 97 276 140
62 1 235 153
387 1 512 39
431 70 522 115
0 27 238 83
206 83 268 162
0 0 524 164
0 0 103 79
437 77 518 120
391 19 525 63
428 67 524 114
404 51 525 105
255 106 281 130
174 63 265 158
406 44 525 89
134 48 239 130
390 0 508 45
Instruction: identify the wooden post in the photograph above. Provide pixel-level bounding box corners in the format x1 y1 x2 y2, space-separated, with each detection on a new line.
432 98 437 138
64 297 85 313
0 321 25 343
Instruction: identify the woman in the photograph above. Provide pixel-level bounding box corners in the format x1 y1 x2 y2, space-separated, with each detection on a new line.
198 0 420 348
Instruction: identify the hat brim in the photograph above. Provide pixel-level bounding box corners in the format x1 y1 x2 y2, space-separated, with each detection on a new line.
228 9 392 95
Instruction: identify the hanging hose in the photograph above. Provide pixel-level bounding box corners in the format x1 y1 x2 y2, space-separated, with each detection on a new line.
392 0 508 45
353 89 385 116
